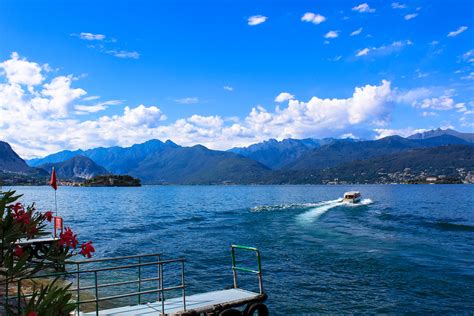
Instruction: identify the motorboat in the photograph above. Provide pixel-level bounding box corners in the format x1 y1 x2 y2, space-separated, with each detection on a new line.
343 191 361 203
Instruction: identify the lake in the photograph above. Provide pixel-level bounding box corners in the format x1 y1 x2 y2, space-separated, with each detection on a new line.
7 185 474 314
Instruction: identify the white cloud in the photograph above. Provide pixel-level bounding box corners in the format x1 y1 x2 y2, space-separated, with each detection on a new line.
447 26 468 37
324 30 339 39
106 50 140 59
74 100 122 114
301 12 326 24
83 95 101 101
374 128 428 139
328 55 342 62
404 13 418 20
274 92 295 103
461 72 474 80
0 52 44 86
422 111 438 117
419 96 455 110
462 50 474 63
78 32 106 41
352 3 375 13
355 40 413 57
391 2 406 9
356 48 371 56
223 86 234 91
248 15 267 26
174 97 199 104
0 54 397 158
4 53 465 160
350 27 363 36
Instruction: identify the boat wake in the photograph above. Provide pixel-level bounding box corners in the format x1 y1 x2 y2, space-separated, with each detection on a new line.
297 198 373 223
250 202 321 212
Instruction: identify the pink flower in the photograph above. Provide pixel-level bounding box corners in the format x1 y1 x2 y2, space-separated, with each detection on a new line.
43 211 53 222
14 245 24 257
79 241 95 258
59 227 78 248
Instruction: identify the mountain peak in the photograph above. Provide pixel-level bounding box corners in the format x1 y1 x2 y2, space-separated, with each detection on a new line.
408 128 473 143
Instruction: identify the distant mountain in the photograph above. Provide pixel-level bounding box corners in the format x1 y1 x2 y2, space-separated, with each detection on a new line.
0 141 49 185
29 139 179 174
285 135 471 171
0 141 31 173
39 155 109 180
288 145 474 184
130 145 271 184
229 138 338 169
408 128 474 143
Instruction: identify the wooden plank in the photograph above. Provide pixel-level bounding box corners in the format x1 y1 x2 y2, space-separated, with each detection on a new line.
80 289 260 315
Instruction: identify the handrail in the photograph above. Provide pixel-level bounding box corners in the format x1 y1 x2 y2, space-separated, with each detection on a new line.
66 253 162 265
231 245 263 294
8 254 187 316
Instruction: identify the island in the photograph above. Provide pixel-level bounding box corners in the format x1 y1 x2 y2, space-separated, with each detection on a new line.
83 175 141 187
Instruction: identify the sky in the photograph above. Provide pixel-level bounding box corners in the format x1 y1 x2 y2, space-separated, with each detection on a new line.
0 0 473 158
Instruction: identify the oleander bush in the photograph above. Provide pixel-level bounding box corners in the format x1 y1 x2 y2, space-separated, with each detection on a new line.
0 190 94 315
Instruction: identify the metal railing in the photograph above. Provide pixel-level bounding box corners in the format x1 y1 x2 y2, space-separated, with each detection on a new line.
7 254 187 315
231 245 263 294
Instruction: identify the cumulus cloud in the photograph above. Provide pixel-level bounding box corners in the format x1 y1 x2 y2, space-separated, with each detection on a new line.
324 30 339 39
350 27 363 36
352 3 375 13
447 26 468 37
4 53 464 159
356 40 413 57
248 15 267 26
0 52 44 86
301 12 326 24
223 86 234 91
274 92 295 103
0 53 399 158
404 13 418 20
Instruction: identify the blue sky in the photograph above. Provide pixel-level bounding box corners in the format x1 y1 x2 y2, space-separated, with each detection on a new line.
0 0 473 157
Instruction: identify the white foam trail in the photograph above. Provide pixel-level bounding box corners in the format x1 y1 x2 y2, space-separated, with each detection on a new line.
297 198 373 223
341 198 373 207
297 199 342 223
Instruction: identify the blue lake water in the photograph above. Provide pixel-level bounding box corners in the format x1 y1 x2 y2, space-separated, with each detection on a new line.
7 185 474 314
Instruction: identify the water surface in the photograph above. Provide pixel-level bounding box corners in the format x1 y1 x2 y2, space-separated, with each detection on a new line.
8 185 474 314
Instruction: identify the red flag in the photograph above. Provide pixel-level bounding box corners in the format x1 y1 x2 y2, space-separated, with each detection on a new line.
50 167 57 190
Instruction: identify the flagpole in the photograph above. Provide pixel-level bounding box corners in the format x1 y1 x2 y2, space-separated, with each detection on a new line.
54 189 58 217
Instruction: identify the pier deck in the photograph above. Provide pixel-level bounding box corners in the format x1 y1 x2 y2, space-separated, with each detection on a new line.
81 288 262 315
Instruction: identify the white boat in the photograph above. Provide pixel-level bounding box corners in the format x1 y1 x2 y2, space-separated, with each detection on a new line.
343 191 361 203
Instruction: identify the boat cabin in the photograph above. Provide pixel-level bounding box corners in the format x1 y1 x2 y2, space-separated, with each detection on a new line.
343 191 361 203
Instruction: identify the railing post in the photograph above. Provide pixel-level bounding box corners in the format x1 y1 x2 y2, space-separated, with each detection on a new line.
231 246 238 288
256 250 263 294
160 263 165 315
181 260 186 311
94 271 99 315
17 280 21 315
76 263 81 315
5 277 9 313
138 256 142 305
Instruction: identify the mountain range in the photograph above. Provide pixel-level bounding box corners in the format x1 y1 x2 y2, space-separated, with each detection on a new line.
1 128 473 185
38 155 109 180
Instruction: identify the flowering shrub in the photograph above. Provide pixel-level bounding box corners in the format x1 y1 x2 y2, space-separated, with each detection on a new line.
0 190 95 315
